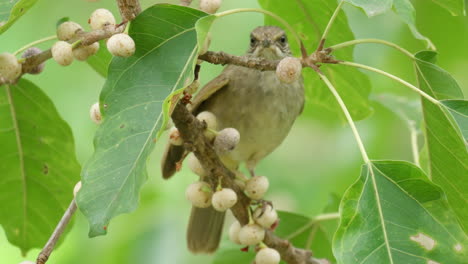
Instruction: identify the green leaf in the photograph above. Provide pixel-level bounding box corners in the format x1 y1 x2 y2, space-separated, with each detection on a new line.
86 40 113 78
414 51 468 232
393 0 435 49
0 79 80 254
441 99 468 141
333 160 468 264
373 93 422 127
77 4 208 237
344 0 393 17
430 0 466 16
0 0 38 34
258 0 372 121
212 242 255 264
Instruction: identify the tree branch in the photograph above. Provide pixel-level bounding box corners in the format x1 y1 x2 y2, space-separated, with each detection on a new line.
116 0 141 22
36 200 77 264
198 51 281 71
171 99 329 264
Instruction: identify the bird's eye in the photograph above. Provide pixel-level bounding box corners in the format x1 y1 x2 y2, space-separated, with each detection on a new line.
250 37 257 46
279 35 287 44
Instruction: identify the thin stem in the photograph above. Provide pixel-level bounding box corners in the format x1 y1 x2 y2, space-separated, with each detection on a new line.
320 0 345 42
409 122 420 167
320 73 371 164
328 38 414 59
339 61 440 105
216 8 301 49
71 39 82 49
13 35 57 56
285 212 340 240
36 199 77 264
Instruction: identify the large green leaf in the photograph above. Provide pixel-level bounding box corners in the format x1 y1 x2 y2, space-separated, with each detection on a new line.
0 0 38 34
77 4 208 236
414 51 468 233
334 160 467 264
344 0 393 16
393 0 434 49
86 40 113 78
0 79 80 254
441 99 468 142
258 0 372 121
430 0 466 16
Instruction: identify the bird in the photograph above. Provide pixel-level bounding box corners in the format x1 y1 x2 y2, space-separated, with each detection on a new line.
161 25 305 253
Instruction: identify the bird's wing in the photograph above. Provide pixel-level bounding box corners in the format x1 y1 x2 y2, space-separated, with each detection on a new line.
189 71 230 114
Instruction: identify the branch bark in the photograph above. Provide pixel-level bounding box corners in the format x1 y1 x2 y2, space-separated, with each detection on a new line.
116 0 142 22
171 100 329 264
198 51 281 71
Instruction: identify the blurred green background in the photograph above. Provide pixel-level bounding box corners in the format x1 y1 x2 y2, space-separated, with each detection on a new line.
1 0 467 263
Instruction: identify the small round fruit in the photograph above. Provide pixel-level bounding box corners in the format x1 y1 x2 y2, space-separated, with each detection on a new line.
199 0 222 14
229 220 242 244
89 102 102 124
253 205 278 229
238 224 265 245
256 247 281 264
73 181 82 197
89 8 116 30
73 42 100 61
21 47 45 74
0 53 22 81
52 41 74 66
245 176 269 200
107 33 135 57
187 153 207 176
212 188 237 211
185 181 212 208
57 21 83 41
169 127 183 146
276 57 302 84
214 128 240 155
196 111 217 140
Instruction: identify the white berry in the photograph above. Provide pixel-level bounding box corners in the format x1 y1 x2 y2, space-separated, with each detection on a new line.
238 224 265 245
196 111 217 140
107 33 135 57
256 247 281 264
52 41 74 66
214 128 240 155
89 102 102 124
73 42 100 61
199 0 222 14
73 181 82 197
0 53 21 81
57 21 83 41
212 188 237 211
229 220 242 244
253 205 278 229
169 127 183 146
21 47 44 74
185 181 212 208
245 176 269 200
276 57 302 84
187 153 207 176
89 8 116 30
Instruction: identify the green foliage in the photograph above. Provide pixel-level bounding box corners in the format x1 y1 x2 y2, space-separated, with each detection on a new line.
87 40 113 78
441 99 468 140
0 0 38 34
414 51 468 232
333 161 467 264
259 0 372 121
76 4 207 237
0 79 80 254
344 0 393 16
430 0 466 16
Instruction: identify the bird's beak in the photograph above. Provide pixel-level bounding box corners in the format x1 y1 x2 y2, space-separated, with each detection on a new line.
262 40 271 48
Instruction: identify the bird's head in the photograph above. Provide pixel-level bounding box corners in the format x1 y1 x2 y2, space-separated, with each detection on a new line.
248 26 291 60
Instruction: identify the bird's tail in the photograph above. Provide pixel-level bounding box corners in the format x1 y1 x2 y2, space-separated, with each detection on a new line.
187 206 226 253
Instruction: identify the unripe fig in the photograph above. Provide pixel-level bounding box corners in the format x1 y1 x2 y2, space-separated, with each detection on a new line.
245 176 269 200
52 41 74 66
57 21 83 41
89 8 116 30
185 181 212 208
214 127 240 155
73 42 100 61
212 188 237 211
0 53 22 81
199 0 222 14
21 47 45 74
196 111 217 140
238 224 265 245
256 247 281 264
107 33 135 57
187 153 207 176
73 181 82 197
89 102 102 124
229 220 242 244
253 204 278 229
276 57 302 84
168 127 183 146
